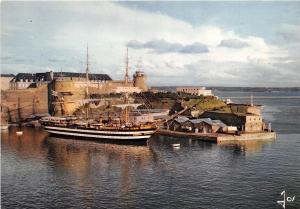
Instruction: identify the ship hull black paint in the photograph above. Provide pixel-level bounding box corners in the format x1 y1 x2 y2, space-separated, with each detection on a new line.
43 126 156 142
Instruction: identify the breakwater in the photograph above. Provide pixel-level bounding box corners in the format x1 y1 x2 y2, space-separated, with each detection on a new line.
157 128 276 142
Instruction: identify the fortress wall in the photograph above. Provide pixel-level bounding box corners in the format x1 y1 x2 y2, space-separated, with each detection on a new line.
53 80 135 115
1 71 149 119
1 84 48 122
0 77 14 91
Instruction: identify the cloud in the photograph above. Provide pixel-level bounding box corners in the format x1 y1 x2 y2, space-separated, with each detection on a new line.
128 40 182 53
1 55 32 64
180 43 209 54
1 2 298 87
127 39 209 54
218 39 249 48
277 24 300 43
48 58 68 63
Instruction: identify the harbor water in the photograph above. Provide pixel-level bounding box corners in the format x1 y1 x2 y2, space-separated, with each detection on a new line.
1 90 300 209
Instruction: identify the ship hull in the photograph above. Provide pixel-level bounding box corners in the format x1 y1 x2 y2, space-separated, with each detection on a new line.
44 126 156 141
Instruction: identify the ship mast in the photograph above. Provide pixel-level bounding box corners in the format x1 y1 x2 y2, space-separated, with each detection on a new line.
85 44 90 121
124 48 129 123
125 47 129 85
124 93 129 124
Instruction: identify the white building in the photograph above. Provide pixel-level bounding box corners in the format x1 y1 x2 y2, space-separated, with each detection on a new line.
114 86 142 93
176 86 213 96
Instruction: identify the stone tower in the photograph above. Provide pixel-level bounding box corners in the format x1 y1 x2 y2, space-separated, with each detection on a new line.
133 71 148 91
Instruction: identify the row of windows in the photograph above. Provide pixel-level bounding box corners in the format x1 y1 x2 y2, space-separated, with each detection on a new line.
247 117 262 122
17 78 44 82
10 83 30 88
179 89 203 92
56 77 108 82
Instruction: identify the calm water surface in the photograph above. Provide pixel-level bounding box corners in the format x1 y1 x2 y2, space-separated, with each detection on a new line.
1 91 300 209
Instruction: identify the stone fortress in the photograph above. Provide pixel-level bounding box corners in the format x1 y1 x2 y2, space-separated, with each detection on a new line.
7 70 147 93
1 56 148 120
52 69 147 115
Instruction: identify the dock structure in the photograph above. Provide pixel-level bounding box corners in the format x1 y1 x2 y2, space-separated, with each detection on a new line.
157 128 276 143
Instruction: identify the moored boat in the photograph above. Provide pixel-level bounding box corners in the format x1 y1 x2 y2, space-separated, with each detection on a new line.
40 116 157 141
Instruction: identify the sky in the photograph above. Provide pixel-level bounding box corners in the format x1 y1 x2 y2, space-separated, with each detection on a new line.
1 1 300 87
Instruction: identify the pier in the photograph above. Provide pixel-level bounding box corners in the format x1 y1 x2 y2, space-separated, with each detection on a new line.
157 128 276 143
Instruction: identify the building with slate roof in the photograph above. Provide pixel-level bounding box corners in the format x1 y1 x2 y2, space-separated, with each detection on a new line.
10 73 41 90
9 71 112 90
167 116 228 133
181 118 228 133
176 86 213 96
53 72 111 81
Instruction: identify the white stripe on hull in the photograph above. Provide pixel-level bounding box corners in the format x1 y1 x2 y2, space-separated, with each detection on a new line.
44 126 156 135
46 130 152 140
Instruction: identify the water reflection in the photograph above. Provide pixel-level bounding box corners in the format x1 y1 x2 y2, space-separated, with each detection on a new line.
1 126 48 160
44 136 153 173
44 136 156 199
1 127 277 207
2 93 299 208
218 139 275 155
150 135 216 150
2 127 275 161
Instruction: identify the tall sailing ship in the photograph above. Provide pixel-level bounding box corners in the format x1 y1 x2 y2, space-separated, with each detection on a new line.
40 47 157 141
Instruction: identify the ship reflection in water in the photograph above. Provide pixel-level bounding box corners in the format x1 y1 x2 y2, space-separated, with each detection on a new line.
2 127 156 202
44 136 154 198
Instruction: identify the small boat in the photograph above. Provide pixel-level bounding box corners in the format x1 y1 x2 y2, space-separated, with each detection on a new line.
16 131 23 135
172 143 180 150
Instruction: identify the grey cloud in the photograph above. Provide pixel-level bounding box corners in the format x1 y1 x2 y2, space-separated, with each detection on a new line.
127 39 209 54
184 60 300 87
277 25 300 43
278 32 300 43
48 58 67 63
219 39 249 48
1 56 13 62
180 43 209 54
147 58 300 87
1 56 30 64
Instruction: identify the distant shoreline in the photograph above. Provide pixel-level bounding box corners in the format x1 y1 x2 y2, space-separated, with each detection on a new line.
152 86 300 92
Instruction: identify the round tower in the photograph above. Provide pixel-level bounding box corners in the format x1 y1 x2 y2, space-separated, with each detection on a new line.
53 80 85 116
133 71 148 91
